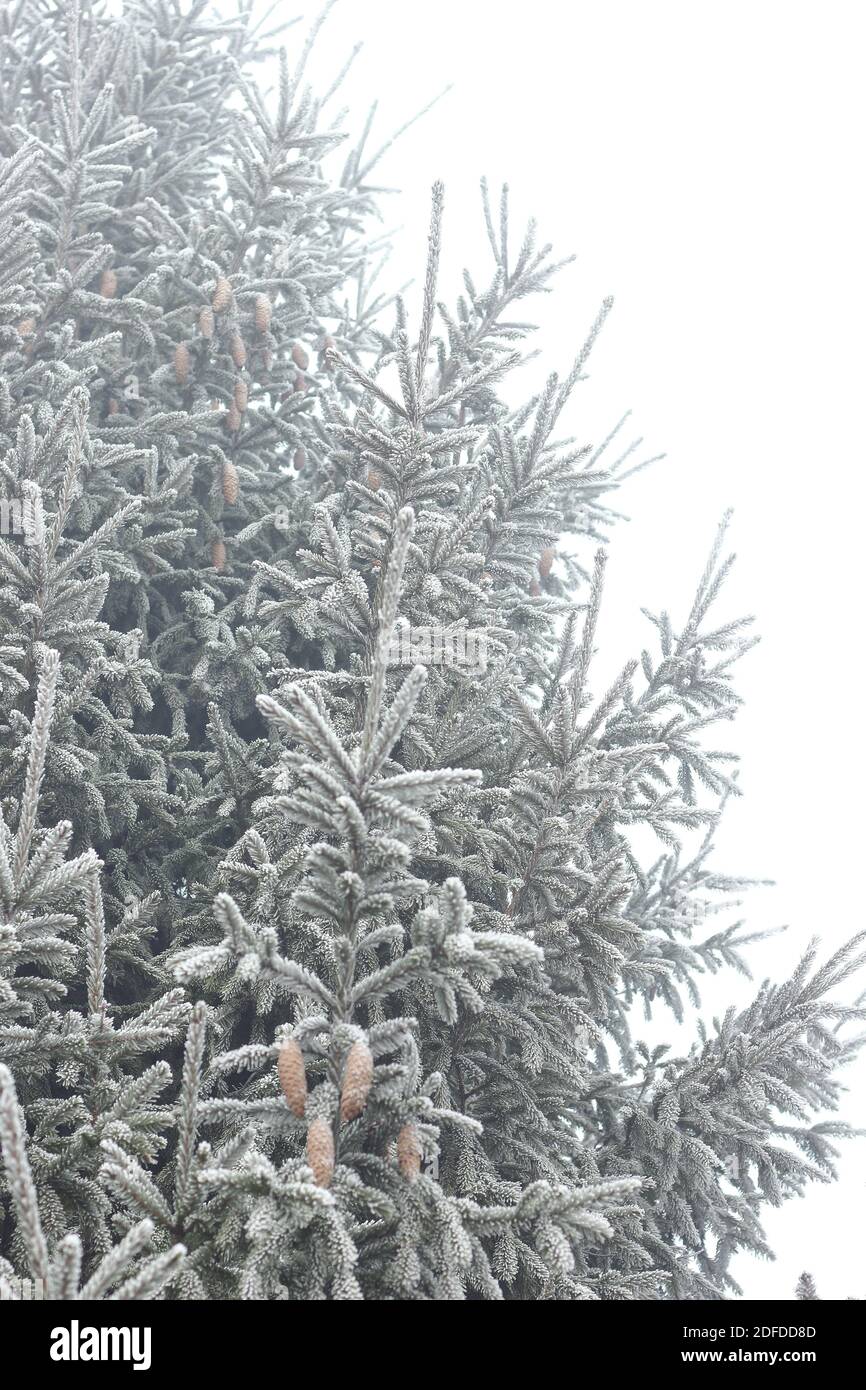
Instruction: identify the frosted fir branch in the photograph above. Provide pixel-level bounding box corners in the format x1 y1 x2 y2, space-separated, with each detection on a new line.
415 181 445 401
358 665 424 777
422 350 523 419
99 1141 175 1229
362 504 415 756
324 345 410 419
352 83 453 187
261 942 340 1011
77 1220 157 1300
0 1063 51 1288
51 498 142 581
349 946 431 1005
53 1233 83 1301
109 1243 187 1302
13 646 59 885
175 1002 208 1220
20 844 99 904
259 687 357 783
551 296 615 427
83 866 106 1017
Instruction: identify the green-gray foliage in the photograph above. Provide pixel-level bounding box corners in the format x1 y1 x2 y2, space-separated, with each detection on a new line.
0 0 862 1301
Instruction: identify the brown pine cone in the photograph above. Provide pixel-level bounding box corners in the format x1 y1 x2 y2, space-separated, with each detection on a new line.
99 269 118 298
229 332 247 369
198 306 215 339
222 459 239 505
276 1039 307 1118
211 539 227 571
339 1041 374 1124
174 342 191 385
254 294 272 333
397 1123 422 1181
212 276 233 312
306 1117 335 1188
291 342 309 371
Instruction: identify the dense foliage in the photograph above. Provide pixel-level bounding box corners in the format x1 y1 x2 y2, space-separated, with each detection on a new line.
0 0 862 1301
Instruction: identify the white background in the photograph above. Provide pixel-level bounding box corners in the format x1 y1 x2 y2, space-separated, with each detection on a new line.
299 0 865 1298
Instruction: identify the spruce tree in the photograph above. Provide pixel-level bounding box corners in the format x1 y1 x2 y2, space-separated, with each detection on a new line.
0 0 863 1301
795 1273 820 1301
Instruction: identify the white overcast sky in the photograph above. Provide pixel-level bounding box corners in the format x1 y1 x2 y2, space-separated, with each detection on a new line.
286 0 865 1298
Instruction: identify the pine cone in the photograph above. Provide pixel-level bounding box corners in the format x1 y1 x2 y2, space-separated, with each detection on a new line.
276 1039 307 1118
107 398 119 416
291 342 309 371
306 1116 335 1188
229 332 247 369
233 380 248 413
539 547 555 578
254 294 272 333
397 1123 422 1181
99 268 118 298
226 401 241 433
18 317 35 340
340 1040 374 1123
211 539 227 571
174 342 191 385
366 469 381 492
529 578 541 597
212 276 233 312
293 447 306 471
222 459 239 505
198 306 215 339
293 374 307 393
